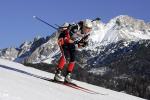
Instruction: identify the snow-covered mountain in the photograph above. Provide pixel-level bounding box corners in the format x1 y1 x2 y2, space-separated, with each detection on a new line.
88 15 150 45
0 15 150 64
0 34 60 63
0 58 145 100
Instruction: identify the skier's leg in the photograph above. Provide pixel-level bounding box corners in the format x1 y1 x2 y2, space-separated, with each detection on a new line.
57 55 66 70
54 46 67 81
65 44 76 83
54 55 65 81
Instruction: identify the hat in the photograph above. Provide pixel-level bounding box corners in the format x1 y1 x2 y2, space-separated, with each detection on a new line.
83 19 92 28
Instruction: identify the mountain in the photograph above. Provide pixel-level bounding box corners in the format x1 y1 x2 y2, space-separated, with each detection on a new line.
0 47 19 60
0 58 145 100
0 15 150 99
0 34 59 64
0 15 150 64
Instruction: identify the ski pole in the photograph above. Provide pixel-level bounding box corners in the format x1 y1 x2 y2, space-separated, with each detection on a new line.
55 24 61 28
33 16 58 30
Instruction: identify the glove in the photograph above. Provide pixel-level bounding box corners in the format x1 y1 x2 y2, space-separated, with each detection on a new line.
78 41 88 47
74 40 79 44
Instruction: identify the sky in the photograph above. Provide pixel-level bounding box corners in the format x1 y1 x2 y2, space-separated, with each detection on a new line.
0 0 149 49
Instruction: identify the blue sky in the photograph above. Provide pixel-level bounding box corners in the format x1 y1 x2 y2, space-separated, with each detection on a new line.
0 0 149 49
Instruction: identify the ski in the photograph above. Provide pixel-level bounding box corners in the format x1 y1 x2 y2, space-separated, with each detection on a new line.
50 80 98 94
64 83 98 94
65 83 108 95
50 79 107 95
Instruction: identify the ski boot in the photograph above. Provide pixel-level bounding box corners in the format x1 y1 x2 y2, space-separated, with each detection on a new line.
64 72 72 83
54 68 62 81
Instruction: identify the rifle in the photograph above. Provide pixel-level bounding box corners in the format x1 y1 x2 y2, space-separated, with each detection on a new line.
79 34 90 43
75 34 90 47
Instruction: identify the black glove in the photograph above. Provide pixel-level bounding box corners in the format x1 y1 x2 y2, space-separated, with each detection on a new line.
74 40 79 44
82 41 88 47
78 41 88 47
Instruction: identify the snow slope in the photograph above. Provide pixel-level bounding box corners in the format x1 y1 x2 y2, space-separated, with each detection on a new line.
0 59 145 100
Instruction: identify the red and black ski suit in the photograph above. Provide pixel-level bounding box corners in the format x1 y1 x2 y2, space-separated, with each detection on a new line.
57 29 76 73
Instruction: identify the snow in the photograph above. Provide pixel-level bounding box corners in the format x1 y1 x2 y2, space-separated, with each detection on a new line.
0 59 145 100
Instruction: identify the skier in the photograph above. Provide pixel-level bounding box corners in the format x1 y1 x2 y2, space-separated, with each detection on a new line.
54 19 93 83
